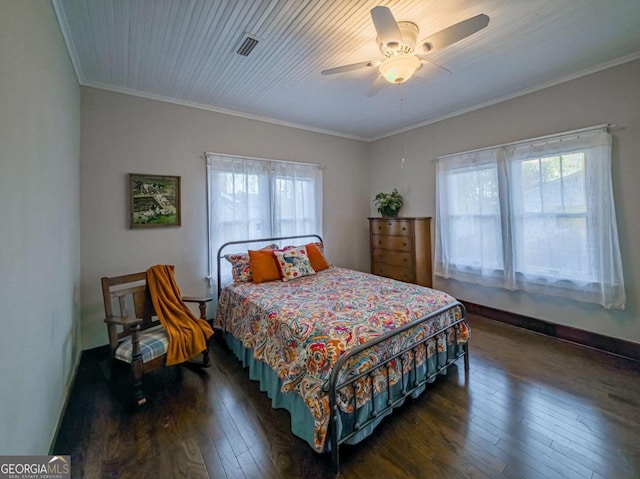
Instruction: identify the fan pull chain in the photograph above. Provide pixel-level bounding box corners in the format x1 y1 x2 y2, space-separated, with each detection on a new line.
399 84 405 168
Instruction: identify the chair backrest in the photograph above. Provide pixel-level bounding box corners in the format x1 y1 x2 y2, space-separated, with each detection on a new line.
101 272 160 352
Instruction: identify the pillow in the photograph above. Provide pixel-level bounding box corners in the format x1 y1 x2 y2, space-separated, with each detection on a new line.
224 243 279 282
273 247 316 282
305 242 330 272
310 241 324 253
224 253 252 283
282 242 324 252
249 249 281 284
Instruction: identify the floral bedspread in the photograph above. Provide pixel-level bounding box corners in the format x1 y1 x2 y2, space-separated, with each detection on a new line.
215 266 469 451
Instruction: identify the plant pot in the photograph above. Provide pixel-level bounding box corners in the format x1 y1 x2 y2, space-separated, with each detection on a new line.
379 209 399 218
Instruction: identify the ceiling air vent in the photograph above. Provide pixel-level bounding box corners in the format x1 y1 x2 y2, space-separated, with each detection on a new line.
236 34 259 57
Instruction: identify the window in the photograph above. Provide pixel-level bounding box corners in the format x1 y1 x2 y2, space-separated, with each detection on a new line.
206 153 322 286
513 153 590 281
435 128 625 309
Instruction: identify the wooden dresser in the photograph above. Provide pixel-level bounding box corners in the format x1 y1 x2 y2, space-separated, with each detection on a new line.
368 217 432 287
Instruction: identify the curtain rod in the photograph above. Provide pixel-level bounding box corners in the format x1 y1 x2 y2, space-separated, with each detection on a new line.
204 151 320 168
435 123 614 162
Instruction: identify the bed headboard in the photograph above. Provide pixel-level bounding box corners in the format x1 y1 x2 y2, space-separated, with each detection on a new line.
215 234 323 297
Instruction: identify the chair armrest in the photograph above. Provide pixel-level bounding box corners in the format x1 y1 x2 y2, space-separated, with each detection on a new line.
182 296 213 304
182 296 212 321
104 316 145 326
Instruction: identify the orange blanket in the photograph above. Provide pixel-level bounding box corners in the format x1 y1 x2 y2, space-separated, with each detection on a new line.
147 265 214 366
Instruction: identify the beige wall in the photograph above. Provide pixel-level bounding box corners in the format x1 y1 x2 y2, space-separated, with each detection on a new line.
79 51 640 348
0 1 81 453
80 88 370 349
369 59 640 343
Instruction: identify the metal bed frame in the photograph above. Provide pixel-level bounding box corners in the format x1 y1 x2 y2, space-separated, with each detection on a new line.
216 235 469 476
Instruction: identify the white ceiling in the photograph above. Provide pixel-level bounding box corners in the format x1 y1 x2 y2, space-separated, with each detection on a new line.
53 0 640 141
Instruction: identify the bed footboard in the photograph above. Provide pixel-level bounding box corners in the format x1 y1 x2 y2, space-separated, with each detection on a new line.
327 302 469 476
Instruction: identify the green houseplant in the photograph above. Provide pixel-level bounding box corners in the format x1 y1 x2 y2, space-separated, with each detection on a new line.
374 189 404 218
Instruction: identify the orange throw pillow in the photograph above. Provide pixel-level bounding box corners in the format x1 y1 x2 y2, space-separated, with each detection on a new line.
306 242 330 272
249 249 281 283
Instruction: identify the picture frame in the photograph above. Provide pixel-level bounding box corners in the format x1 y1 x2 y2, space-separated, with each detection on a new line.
128 173 181 228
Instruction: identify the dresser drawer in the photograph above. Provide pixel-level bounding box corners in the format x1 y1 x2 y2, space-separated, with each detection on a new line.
371 234 412 252
370 219 412 236
371 263 414 283
372 249 414 268
368 217 432 287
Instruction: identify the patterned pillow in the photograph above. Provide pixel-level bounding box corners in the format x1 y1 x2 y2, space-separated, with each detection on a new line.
224 243 279 282
273 247 316 282
282 241 324 252
223 253 252 282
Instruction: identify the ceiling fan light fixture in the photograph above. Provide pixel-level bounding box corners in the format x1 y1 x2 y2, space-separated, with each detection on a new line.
386 41 400 51
379 54 421 84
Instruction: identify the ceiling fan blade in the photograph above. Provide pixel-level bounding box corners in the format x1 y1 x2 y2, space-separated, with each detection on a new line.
321 60 379 76
370 6 402 50
367 75 387 97
420 14 489 53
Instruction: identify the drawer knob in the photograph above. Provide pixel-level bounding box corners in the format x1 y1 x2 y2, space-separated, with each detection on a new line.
403 242 407 246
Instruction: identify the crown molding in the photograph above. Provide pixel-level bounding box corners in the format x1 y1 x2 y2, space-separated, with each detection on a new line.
369 52 640 142
81 82 369 142
51 0 85 84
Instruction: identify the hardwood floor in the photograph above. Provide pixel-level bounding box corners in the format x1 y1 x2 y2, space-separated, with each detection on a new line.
53 315 640 478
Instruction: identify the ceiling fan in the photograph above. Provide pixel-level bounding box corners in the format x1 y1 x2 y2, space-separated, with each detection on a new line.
321 6 489 95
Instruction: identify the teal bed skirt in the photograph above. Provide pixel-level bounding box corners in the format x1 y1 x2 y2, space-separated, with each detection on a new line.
222 332 465 452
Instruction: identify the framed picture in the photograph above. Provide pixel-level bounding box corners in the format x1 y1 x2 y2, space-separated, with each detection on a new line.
128 173 181 228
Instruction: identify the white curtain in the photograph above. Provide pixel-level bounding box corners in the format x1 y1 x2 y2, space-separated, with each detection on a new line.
435 148 506 288
271 161 323 238
206 153 322 287
435 128 625 309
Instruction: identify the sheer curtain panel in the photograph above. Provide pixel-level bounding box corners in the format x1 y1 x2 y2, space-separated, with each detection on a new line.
435 128 625 309
271 161 323 238
206 153 322 289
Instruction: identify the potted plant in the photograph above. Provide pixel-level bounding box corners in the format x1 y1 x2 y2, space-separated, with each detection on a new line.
374 189 404 218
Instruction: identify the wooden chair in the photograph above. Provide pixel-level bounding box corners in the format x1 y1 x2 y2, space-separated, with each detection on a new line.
101 271 212 405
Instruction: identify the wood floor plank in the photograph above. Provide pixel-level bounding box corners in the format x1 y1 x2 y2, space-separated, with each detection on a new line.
206 396 249 458
496 435 591 479
195 430 228 479
209 428 246 478
398 416 502 479
502 461 554 479
246 445 281 479
235 449 264 479
549 439 636 479
470 414 554 450
520 416 627 469
52 315 640 478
